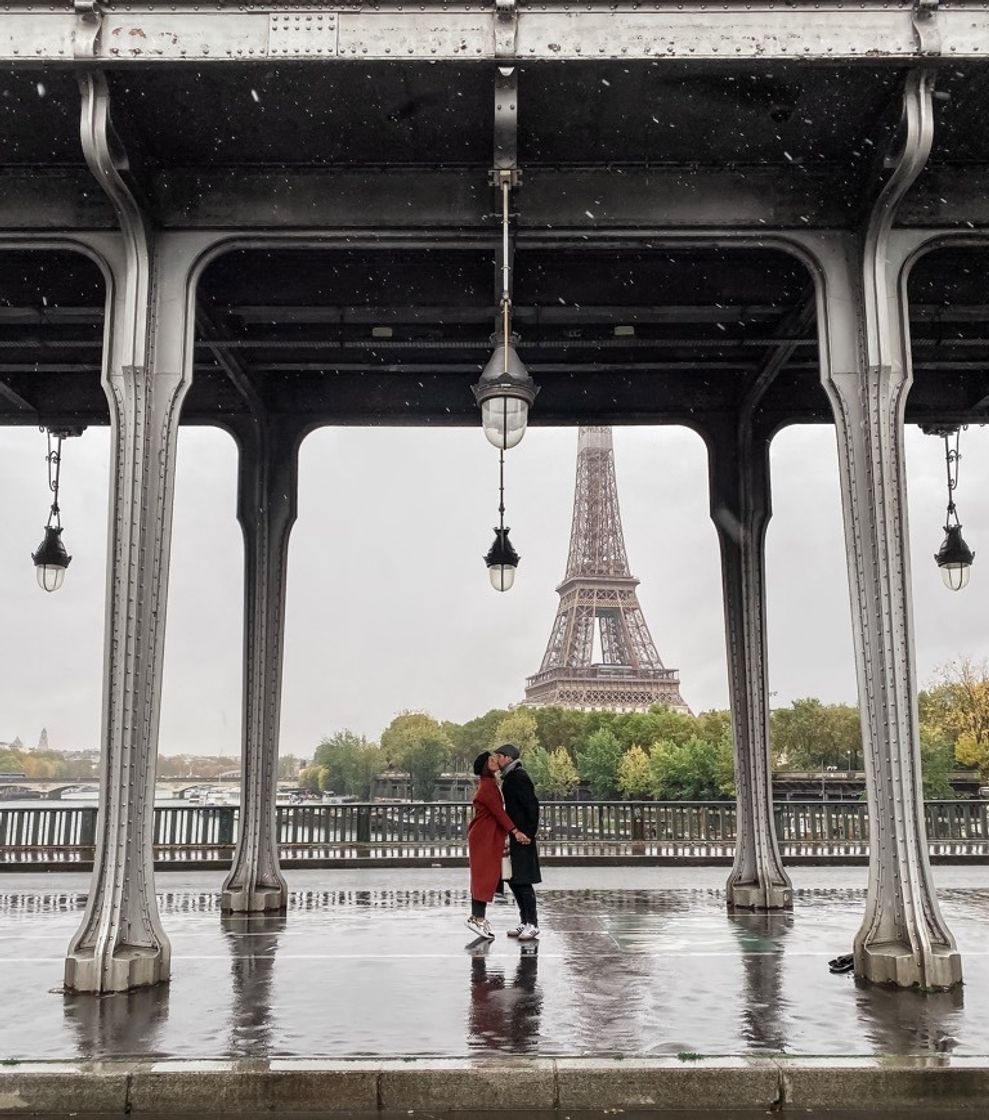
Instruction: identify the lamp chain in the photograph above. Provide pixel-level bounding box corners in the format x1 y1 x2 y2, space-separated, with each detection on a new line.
44 427 64 531
501 176 511 365
944 427 963 526
498 447 506 533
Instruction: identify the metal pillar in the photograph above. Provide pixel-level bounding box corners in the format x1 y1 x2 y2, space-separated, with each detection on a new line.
65 75 193 991
221 416 301 912
704 417 792 911
816 71 961 988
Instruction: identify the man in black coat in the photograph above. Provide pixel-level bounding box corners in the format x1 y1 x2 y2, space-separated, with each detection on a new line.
494 743 541 940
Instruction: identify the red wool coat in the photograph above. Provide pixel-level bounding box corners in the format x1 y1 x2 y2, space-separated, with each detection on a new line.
468 775 516 902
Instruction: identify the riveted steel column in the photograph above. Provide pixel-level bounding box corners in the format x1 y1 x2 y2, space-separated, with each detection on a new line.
816 71 961 988
220 416 301 912
65 75 194 992
704 417 792 911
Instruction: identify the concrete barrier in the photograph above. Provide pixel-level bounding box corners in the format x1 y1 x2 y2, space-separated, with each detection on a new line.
1 1056 988 1113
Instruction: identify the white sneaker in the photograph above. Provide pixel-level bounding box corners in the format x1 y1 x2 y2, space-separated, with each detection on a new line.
465 915 495 940
506 924 525 938
517 923 540 941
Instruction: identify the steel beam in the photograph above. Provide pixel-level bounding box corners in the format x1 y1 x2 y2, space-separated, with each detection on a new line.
815 72 962 989
221 415 301 915
1 3 987 63
64 74 196 994
703 413 792 913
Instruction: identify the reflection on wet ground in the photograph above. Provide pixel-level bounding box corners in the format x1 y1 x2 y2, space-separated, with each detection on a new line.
0 865 986 1060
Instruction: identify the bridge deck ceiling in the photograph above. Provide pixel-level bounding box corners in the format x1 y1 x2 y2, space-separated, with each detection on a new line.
3 55 989 428
1 243 989 429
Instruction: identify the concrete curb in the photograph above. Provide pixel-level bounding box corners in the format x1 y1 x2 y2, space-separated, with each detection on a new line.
1 1057 989 1113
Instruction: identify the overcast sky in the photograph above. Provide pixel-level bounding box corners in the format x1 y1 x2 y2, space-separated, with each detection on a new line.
1 420 986 759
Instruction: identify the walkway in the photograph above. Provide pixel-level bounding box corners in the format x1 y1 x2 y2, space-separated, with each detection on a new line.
3 865 989 1115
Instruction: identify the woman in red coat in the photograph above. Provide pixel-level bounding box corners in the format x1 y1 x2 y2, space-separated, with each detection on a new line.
466 751 529 940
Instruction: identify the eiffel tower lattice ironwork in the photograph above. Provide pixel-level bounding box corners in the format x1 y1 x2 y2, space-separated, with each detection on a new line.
524 425 688 712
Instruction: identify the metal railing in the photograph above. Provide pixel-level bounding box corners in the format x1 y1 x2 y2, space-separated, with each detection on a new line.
0 800 987 866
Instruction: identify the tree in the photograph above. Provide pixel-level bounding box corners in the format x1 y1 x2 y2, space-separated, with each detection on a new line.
648 735 734 801
524 745 553 797
920 658 989 779
278 755 304 781
617 745 652 798
299 765 323 793
447 709 511 755
531 707 590 757
919 726 956 800
770 698 862 770
314 731 382 799
576 727 624 799
492 708 541 756
545 747 580 798
379 712 452 799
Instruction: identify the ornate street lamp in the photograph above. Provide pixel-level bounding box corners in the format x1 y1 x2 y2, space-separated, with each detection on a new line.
31 428 75 593
483 447 520 592
928 426 975 592
472 170 538 450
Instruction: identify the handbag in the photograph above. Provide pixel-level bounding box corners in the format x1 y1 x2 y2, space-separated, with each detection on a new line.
501 852 512 881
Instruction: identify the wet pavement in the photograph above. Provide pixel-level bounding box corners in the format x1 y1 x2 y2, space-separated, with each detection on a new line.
0 865 986 1061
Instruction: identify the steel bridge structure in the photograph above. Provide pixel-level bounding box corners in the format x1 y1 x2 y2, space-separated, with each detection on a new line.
3 2 989 994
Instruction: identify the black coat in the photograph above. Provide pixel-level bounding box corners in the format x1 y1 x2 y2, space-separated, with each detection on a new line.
502 764 542 885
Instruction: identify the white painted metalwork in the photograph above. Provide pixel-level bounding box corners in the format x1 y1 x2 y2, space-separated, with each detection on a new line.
3 3 989 64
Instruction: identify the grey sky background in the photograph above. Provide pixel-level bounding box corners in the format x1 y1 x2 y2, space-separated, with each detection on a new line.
1 421 986 759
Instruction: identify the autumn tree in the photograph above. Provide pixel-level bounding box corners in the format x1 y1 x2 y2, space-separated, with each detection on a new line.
920 658 989 779
545 746 580 798
617 745 652 798
492 708 541 756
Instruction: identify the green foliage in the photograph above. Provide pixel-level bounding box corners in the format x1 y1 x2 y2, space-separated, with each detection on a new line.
379 711 452 800
919 726 957 800
531 707 591 756
314 731 382 800
576 728 624 799
769 697 861 770
524 745 553 797
492 708 541 755
546 746 580 798
447 709 511 755
298 765 323 793
617 744 652 798
648 734 734 801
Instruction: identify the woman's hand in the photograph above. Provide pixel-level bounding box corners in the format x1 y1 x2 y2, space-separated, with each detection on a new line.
512 828 530 845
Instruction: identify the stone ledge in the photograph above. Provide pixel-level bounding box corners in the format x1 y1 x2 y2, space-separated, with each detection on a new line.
555 1057 780 1110
0 1057 988 1114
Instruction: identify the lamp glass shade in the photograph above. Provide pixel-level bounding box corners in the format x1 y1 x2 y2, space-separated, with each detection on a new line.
484 527 520 592
481 396 528 450
941 563 971 592
935 524 974 592
31 525 71 594
488 564 516 592
36 564 66 593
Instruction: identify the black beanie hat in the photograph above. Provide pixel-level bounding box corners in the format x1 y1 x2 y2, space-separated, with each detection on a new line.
473 751 491 776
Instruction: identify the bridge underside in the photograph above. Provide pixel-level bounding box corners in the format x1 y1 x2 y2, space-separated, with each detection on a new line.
1 60 989 431
3 10 988 995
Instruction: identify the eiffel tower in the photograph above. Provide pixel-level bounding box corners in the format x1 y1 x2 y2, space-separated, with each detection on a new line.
524 426 688 712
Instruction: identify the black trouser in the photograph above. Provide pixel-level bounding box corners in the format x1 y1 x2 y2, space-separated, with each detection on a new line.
471 899 487 919
509 882 538 927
